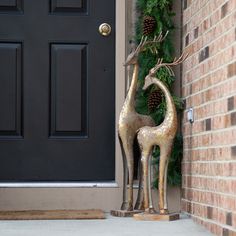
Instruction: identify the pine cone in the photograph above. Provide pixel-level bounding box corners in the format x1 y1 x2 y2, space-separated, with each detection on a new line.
148 89 163 112
143 16 156 36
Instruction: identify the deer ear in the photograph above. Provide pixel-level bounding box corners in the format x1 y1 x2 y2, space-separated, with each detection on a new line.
149 67 156 75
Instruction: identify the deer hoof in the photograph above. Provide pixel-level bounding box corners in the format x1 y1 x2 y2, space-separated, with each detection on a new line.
145 208 156 214
134 201 145 211
121 202 133 211
160 209 169 215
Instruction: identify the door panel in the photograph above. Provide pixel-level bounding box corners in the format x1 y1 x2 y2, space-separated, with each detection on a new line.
0 43 22 137
50 0 86 13
0 0 23 12
50 44 87 137
0 0 115 182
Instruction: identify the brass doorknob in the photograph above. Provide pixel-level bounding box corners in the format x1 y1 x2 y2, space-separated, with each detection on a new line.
99 23 112 36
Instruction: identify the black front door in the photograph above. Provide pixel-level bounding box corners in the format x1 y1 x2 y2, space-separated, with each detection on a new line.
0 0 115 182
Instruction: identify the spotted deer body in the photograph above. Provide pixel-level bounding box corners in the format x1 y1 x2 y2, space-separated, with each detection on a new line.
118 34 167 211
137 77 177 214
118 64 155 211
137 53 187 214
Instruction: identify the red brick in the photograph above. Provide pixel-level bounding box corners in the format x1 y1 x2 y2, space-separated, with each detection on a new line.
182 0 236 234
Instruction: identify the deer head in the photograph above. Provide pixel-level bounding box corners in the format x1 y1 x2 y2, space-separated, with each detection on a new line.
124 32 168 66
143 52 188 90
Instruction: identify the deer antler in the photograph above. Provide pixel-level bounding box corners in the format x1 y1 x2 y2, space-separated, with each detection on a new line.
149 52 188 76
135 31 169 55
124 32 169 66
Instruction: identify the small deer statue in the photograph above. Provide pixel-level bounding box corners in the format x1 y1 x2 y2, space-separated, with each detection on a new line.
136 53 187 218
116 33 168 213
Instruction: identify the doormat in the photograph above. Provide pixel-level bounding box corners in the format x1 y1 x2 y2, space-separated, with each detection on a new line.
0 209 105 220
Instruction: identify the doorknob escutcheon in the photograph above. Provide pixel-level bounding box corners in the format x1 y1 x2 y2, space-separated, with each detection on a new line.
99 23 112 36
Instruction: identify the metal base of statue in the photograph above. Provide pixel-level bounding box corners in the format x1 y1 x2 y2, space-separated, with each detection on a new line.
110 209 143 217
133 212 179 221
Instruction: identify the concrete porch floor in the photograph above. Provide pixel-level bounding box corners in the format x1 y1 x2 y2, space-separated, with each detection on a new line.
0 214 213 236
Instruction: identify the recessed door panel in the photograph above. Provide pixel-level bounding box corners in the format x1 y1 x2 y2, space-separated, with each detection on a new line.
0 0 23 12
0 43 22 137
50 44 87 137
50 0 87 14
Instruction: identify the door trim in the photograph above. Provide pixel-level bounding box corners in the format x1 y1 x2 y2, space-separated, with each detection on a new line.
0 182 119 188
0 0 126 188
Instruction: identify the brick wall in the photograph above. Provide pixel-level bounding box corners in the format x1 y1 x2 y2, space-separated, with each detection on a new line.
181 0 236 235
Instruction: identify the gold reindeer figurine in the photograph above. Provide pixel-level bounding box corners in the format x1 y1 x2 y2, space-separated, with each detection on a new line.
111 33 168 217
134 53 187 220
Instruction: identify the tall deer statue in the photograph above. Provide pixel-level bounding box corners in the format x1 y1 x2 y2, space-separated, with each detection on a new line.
117 33 168 213
136 53 187 218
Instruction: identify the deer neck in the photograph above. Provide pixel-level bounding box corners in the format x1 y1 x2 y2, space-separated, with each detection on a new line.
123 63 139 113
153 78 177 122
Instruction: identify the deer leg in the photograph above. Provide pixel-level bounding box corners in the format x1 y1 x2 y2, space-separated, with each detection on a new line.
163 158 170 213
134 160 144 210
127 150 134 211
158 144 171 215
141 148 153 213
141 152 149 211
120 138 134 211
147 151 156 213
119 136 129 210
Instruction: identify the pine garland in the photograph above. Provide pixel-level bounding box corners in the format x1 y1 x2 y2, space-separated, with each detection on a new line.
135 0 183 187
